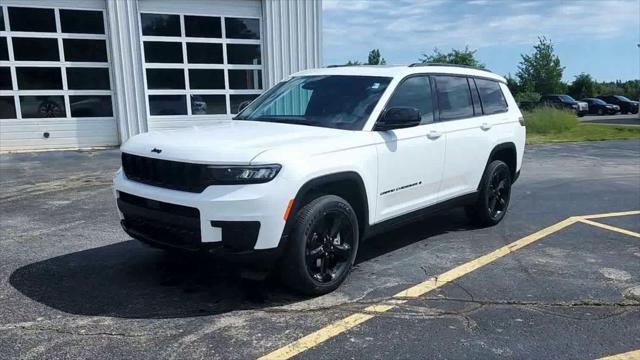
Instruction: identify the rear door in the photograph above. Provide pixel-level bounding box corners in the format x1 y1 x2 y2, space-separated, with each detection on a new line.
374 75 446 222
435 75 504 200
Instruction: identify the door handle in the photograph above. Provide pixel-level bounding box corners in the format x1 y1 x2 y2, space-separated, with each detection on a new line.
427 130 442 140
480 122 492 131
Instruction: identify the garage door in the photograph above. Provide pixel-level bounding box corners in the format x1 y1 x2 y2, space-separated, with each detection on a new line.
0 0 118 152
138 0 263 131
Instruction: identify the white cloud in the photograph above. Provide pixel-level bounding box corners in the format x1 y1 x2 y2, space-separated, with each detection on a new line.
323 0 638 64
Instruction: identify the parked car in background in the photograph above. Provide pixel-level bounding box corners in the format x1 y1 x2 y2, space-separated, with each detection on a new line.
540 95 589 116
596 95 639 114
580 98 620 115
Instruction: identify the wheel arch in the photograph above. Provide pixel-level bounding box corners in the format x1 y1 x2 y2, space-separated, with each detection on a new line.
281 171 370 244
479 142 518 189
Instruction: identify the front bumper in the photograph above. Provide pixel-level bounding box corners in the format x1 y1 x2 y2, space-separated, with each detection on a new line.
113 170 292 253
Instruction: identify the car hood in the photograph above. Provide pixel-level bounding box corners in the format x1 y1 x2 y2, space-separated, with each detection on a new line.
120 120 370 164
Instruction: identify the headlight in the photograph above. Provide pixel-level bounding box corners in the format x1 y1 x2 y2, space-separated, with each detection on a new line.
571 104 578 109
205 164 281 184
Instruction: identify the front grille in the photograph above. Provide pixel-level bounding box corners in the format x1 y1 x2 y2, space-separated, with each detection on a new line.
118 192 201 249
121 153 210 193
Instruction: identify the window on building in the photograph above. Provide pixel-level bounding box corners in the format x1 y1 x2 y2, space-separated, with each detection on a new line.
434 76 474 121
386 76 434 124
140 13 263 117
475 78 508 114
0 6 113 119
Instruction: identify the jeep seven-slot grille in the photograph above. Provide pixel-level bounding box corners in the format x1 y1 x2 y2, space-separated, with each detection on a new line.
121 153 210 193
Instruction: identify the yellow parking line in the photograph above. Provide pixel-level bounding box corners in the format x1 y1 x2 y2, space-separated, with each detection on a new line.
582 210 640 220
597 349 640 360
394 216 579 298
258 217 579 359
578 218 640 239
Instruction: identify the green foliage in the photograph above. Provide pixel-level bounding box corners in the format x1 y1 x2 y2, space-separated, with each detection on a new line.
367 49 386 65
516 37 565 95
567 73 595 99
515 91 541 104
595 80 639 100
523 107 578 135
419 46 485 68
345 60 362 65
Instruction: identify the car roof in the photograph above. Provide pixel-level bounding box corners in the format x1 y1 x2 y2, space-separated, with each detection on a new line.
290 65 507 84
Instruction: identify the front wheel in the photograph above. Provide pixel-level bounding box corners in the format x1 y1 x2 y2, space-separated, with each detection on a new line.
280 195 359 295
465 160 512 226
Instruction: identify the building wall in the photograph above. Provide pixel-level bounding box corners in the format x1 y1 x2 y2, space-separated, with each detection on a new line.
0 0 322 152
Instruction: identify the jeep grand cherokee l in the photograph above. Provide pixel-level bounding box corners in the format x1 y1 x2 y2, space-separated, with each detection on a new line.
114 64 526 295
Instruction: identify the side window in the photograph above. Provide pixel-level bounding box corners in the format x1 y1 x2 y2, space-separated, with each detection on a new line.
434 76 474 121
475 78 508 114
469 78 482 116
386 76 434 124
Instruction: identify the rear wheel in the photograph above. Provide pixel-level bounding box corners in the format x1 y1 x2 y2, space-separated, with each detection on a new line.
465 160 512 226
280 195 359 295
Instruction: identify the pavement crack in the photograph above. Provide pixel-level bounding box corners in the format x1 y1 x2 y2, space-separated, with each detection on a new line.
13 325 148 338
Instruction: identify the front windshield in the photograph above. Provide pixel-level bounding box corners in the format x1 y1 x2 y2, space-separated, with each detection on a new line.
234 75 392 130
590 99 606 105
559 95 576 102
615 95 632 102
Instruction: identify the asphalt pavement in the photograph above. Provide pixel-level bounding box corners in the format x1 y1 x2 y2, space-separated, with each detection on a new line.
1 140 639 359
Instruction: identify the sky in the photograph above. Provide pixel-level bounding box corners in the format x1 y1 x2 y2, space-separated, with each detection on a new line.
323 0 640 82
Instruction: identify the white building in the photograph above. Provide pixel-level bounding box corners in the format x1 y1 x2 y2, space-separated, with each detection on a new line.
0 0 322 151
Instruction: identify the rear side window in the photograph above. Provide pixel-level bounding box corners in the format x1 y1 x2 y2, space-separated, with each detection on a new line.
434 76 473 121
475 78 508 114
386 76 434 124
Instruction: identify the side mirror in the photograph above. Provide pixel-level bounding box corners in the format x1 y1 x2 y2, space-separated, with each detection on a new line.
374 107 421 131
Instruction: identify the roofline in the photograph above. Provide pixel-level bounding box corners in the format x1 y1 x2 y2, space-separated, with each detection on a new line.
408 62 493 73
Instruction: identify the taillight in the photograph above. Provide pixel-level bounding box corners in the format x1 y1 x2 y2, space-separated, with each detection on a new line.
518 116 525 126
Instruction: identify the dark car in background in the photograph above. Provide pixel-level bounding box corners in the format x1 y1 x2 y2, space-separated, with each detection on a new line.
540 94 589 116
596 95 639 114
581 98 620 115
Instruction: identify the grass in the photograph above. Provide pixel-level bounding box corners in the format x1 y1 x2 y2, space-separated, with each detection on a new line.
524 107 640 145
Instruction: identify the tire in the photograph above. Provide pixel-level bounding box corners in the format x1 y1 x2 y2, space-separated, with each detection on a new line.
465 160 512 227
280 195 359 295
597 108 604 116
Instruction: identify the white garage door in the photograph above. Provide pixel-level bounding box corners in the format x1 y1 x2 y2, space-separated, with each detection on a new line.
138 0 263 131
0 0 117 152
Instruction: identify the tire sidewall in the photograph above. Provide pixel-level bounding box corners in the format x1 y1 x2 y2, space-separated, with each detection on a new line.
477 161 512 225
283 195 359 295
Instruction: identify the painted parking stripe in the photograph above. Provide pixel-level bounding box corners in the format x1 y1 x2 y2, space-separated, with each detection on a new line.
597 349 640 360
578 218 640 239
582 210 640 220
258 211 639 360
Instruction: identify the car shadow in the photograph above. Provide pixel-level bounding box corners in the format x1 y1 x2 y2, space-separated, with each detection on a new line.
9 208 475 319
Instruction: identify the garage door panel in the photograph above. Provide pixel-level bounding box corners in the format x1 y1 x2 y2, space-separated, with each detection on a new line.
139 0 263 131
0 1 118 152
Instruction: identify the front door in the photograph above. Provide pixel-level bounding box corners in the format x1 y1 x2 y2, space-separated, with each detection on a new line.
374 75 446 223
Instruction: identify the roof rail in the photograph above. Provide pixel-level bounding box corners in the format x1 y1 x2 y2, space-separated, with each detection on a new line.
409 62 492 73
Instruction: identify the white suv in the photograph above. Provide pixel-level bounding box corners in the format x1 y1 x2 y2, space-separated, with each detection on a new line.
113 64 526 295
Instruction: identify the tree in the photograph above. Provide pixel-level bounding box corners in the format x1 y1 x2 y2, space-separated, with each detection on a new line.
345 60 362 65
516 37 565 95
567 73 595 99
367 49 386 65
419 46 485 68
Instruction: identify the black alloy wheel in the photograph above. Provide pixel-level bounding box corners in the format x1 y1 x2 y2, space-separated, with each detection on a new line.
465 160 512 226
280 195 359 295
305 211 354 283
486 166 511 221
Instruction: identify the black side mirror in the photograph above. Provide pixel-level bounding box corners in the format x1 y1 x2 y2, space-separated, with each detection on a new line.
375 107 421 131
